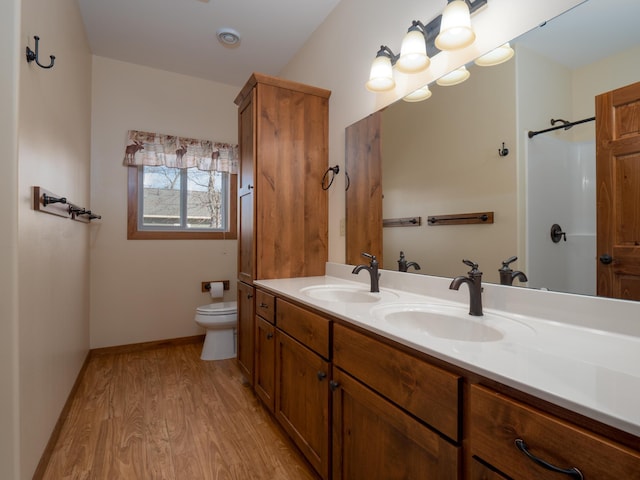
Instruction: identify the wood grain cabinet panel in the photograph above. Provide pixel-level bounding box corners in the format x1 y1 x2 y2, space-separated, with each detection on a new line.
275 330 331 479
236 281 254 385
254 316 275 412
469 384 640 479
333 323 461 442
255 289 275 324
276 299 330 359
331 368 460 480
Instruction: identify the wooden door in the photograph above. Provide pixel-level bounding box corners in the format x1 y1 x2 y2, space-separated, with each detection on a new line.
236 281 255 385
596 81 640 300
238 91 255 284
254 316 275 412
275 330 330 479
331 368 460 480
345 111 383 266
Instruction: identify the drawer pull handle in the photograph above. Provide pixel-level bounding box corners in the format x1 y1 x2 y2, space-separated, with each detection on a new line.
515 439 583 479
259 302 268 308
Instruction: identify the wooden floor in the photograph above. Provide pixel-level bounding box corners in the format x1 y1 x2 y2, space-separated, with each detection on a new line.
40 341 318 479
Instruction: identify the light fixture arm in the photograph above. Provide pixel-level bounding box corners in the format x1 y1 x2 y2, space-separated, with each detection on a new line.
375 45 399 66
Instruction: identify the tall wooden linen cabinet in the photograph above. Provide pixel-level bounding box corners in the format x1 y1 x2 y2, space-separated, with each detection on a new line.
234 73 330 384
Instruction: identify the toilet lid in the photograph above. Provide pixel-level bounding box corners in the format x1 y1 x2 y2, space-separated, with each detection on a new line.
196 301 238 315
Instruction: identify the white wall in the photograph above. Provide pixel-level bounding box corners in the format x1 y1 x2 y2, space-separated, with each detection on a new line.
17 0 92 477
0 0 20 477
89 57 239 349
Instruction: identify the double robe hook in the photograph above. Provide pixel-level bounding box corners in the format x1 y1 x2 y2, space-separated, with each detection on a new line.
26 36 56 69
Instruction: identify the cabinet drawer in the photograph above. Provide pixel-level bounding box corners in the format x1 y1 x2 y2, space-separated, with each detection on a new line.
333 323 461 442
276 299 330 359
255 289 275 323
470 384 640 479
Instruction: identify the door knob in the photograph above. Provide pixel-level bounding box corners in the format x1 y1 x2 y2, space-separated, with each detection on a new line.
599 253 613 265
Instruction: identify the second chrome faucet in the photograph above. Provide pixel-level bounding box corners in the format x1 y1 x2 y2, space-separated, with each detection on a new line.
449 259 483 316
352 252 380 292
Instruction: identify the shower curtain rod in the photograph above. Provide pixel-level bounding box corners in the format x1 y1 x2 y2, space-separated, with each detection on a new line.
528 116 596 138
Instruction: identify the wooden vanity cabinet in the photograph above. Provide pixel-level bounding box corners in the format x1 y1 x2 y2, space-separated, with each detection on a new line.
275 299 331 480
254 290 275 412
332 322 461 479
236 281 255 385
469 384 640 479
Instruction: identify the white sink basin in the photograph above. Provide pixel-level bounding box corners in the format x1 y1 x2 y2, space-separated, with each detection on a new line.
370 303 535 342
300 284 399 303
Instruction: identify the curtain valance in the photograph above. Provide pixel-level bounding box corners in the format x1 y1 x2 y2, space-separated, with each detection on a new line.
123 130 238 174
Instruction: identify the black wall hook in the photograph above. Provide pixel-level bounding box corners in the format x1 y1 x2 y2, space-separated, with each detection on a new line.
498 142 509 157
26 36 56 69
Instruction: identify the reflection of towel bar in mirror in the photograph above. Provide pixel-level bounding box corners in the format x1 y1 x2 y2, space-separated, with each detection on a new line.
428 212 494 226
383 217 422 228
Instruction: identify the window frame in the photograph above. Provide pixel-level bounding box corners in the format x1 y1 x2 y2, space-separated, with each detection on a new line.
127 166 237 240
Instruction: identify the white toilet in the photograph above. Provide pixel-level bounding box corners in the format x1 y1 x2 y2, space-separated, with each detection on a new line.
194 301 238 360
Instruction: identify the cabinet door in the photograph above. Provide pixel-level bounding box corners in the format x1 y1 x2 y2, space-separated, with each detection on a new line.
236 281 254 385
275 330 330 479
332 368 460 480
237 91 255 284
254 316 275 412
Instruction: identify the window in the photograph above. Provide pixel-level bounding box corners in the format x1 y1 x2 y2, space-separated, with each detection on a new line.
127 167 237 240
125 130 237 240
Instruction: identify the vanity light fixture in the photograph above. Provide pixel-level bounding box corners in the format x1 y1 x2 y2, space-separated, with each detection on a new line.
366 0 487 94
436 65 470 86
402 85 432 102
435 0 477 51
474 42 514 66
365 46 399 92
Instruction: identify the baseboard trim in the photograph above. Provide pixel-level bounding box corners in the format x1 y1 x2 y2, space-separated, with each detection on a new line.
89 334 205 357
32 350 92 480
32 334 205 478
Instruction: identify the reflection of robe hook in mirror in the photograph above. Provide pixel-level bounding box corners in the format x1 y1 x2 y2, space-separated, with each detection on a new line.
550 223 567 243
498 142 509 157
25 36 56 69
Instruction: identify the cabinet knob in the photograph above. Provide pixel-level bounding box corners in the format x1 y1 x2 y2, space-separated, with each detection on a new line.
515 439 583 479
317 371 327 381
266 332 273 340
329 380 340 391
247 293 253 299
259 302 268 308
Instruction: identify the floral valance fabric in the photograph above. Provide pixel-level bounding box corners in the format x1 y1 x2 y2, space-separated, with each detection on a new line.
123 130 238 174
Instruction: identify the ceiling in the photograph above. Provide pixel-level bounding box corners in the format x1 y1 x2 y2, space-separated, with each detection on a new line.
77 0 342 87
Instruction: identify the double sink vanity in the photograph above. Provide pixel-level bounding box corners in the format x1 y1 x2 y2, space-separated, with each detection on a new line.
249 262 640 479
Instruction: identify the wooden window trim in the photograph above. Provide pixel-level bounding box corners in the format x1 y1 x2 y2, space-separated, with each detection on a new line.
127 166 237 240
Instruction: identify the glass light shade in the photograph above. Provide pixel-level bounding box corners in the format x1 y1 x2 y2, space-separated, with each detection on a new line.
436 66 470 86
435 0 476 51
474 43 515 66
365 55 395 92
396 29 430 73
403 85 432 102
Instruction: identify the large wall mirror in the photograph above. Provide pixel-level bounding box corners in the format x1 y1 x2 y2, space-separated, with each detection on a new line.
345 0 640 299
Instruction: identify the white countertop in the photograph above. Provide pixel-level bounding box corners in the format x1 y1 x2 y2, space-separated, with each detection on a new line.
255 263 640 438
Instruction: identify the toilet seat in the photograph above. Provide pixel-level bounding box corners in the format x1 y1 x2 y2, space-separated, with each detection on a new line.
196 301 237 316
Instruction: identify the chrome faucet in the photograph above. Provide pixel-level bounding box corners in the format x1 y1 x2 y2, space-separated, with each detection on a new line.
449 259 483 316
499 256 528 286
397 251 421 273
352 252 380 292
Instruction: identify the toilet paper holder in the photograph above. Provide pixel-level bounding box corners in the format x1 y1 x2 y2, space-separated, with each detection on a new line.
201 280 230 293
